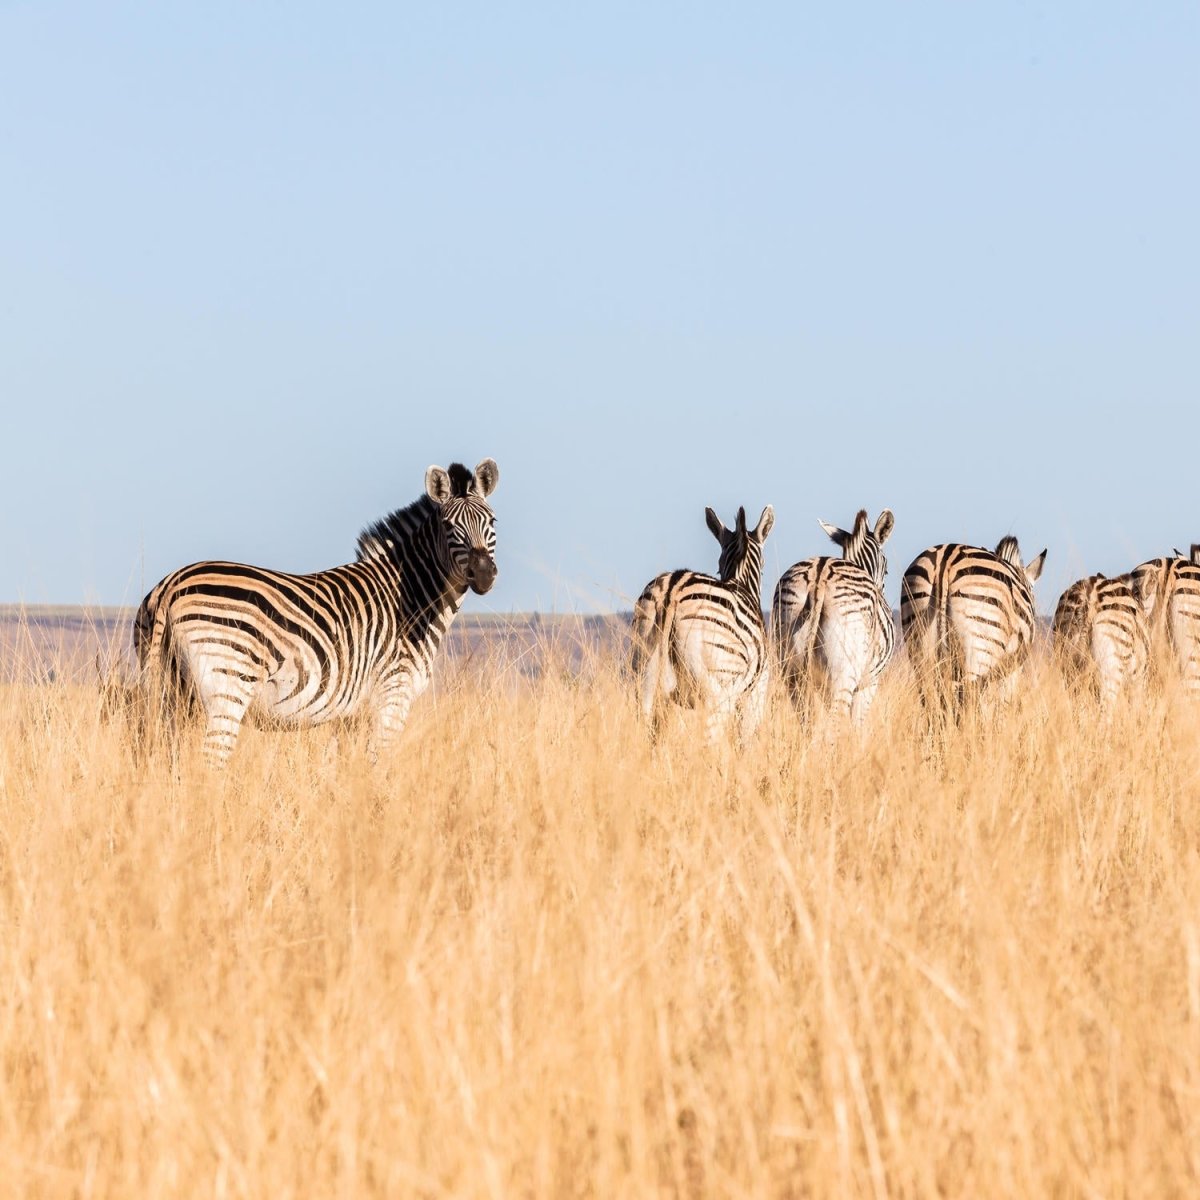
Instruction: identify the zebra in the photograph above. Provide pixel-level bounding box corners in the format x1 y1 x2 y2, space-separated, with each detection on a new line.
631 504 774 745
1052 572 1149 709
1131 544 1200 692
134 459 499 766
901 536 1047 713
771 508 895 726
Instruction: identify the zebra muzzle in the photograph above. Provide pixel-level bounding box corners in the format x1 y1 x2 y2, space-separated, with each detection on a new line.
467 550 497 594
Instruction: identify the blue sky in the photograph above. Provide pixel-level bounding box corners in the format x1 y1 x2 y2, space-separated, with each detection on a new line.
2 2 1197 614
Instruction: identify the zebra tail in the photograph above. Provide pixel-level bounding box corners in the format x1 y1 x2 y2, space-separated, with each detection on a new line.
934 587 965 710
631 592 676 709
133 592 158 670
631 593 663 676
133 584 195 721
793 589 826 670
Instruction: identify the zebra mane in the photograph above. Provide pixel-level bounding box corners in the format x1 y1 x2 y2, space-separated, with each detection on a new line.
355 495 438 562
844 510 870 559
995 536 1022 567
354 463 484 562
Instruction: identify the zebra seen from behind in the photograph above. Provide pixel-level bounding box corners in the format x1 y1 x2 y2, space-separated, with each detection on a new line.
1131 544 1200 693
135 459 499 766
631 504 774 745
771 508 895 726
901 536 1047 714
1052 572 1149 710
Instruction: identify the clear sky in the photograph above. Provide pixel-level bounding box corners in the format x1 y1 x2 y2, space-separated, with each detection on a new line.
2 2 1197 614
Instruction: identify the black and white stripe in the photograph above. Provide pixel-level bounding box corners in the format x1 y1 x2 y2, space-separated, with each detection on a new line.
771 508 895 725
134 459 499 765
901 536 1047 710
1131 545 1200 692
1052 572 1149 708
631 505 774 744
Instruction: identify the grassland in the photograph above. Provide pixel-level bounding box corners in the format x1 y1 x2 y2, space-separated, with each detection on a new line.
2 629 1200 1197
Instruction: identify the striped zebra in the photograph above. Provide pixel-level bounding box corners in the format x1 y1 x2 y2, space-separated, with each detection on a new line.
631 505 774 745
134 459 499 766
1131 545 1200 692
1052 572 1149 708
901 536 1047 712
771 509 895 725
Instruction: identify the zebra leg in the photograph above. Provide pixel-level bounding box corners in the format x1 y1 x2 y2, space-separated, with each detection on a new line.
1095 665 1122 717
850 679 879 727
822 619 870 723
188 654 261 769
368 684 416 763
199 691 254 768
995 663 1023 711
828 677 855 721
776 629 808 711
784 663 806 708
704 694 738 746
736 675 769 745
634 637 678 746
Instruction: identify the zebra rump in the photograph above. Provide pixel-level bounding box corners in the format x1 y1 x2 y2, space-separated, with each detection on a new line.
1052 572 1148 707
1131 545 1200 692
901 536 1046 709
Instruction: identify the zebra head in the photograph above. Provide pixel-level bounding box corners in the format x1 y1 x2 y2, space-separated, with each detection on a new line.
995 536 1047 584
818 509 894 587
705 505 775 595
425 459 500 595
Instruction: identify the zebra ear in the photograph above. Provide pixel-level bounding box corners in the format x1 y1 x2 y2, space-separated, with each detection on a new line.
1025 548 1047 583
425 466 453 504
473 458 499 498
705 507 726 542
818 519 847 548
874 509 895 543
1192 544 1200 564
753 505 775 542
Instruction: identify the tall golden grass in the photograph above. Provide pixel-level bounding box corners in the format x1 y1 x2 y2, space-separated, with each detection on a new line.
3 631 1200 1197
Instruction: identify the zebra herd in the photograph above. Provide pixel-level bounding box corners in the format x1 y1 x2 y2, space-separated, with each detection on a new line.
131 458 1200 767
633 503 1200 744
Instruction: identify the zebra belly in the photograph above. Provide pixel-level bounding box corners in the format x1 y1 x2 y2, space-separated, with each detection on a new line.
251 654 377 727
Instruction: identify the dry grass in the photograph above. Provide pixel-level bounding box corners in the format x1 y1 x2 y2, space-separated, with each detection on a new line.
3 639 1200 1198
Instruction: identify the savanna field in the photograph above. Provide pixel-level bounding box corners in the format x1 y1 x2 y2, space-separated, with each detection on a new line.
4 623 1200 1198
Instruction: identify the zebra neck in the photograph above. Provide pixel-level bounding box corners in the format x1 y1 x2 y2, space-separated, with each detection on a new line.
357 499 467 649
404 575 467 642
727 573 763 609
394 516 468 649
